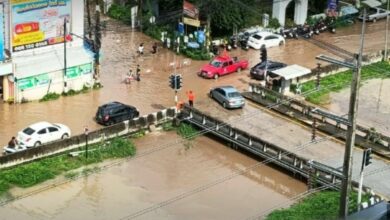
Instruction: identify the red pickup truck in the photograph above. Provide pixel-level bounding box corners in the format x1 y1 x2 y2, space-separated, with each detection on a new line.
199 55 249 79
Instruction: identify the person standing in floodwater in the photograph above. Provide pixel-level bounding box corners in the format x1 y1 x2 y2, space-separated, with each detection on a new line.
136 65 141 81
152 42 158 54
186 90 195 107
138 43 144 55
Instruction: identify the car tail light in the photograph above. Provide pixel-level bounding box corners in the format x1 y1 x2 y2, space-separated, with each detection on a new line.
104 115 109 121
26 138 31 142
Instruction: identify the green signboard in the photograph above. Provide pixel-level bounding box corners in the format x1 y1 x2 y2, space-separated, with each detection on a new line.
66 63 93 79
18 73 50 90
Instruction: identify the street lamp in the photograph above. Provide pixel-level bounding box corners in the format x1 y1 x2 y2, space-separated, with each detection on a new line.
384 0 390 60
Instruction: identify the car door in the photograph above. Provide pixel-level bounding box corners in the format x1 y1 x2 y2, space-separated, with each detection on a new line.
222 62 229 75
213 88 223 103
48 126 60 142
227 60 235 73
37 128 50 144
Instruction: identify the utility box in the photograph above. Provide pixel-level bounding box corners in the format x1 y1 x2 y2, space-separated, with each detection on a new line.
263 13 269 27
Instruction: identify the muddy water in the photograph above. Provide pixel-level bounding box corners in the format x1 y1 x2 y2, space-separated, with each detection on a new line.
0 131 306 220
0 18 386 148
326 79 390 136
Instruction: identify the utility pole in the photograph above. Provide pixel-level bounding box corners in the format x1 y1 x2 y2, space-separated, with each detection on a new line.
139 0 143 32
94 0 101 80
339 9 366 218
63 17 67 93
86 0 92 39
315 9 367 219
384 0 389 61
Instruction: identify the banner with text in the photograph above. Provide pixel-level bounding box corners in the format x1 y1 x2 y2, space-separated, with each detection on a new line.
11 0 72 52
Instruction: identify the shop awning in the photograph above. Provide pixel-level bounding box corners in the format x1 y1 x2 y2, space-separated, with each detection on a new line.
362 0 382 8
270 64 311 80
13 46 94 79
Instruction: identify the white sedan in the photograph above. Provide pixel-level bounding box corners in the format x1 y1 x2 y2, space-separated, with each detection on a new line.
17 121 71 148
248 31 285 50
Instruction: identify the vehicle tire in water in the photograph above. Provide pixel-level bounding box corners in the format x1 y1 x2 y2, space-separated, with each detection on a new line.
61 133 69 139
373 18 377 23
34 141 41 147
237 67 242 73
279 41 284 46
213 74 219 79
223 102 227 108
209 92 213 98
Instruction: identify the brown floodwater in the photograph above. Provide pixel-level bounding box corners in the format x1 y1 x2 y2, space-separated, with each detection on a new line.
0 131 307 220
0 18 387 148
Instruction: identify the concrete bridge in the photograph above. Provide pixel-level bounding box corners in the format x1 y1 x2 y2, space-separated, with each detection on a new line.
272 0 308 26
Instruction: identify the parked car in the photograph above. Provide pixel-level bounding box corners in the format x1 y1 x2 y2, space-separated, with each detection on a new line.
250 61 287 80
16 121 71 148
248 32 285 50
199 54 249 79
359 7 390 22
95 101 139 126
209 86 245 109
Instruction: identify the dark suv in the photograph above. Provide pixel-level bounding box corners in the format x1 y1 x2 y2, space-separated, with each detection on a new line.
95 102 139 126
250 61 286 80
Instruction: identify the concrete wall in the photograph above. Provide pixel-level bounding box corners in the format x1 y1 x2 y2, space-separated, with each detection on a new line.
0 107 177 169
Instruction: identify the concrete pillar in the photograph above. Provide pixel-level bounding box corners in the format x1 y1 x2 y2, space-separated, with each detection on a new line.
272 0 308 27
294 0 308 25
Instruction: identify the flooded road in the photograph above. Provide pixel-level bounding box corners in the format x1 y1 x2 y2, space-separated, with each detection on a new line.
0 131 307 220
1 18 389 148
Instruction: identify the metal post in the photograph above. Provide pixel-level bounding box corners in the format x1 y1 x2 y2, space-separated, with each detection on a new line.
84 127 89 159
316 63 321 90
94 1 101 80
384 0 390 61
175 90 178 105
86 0 92 39
63 17 67 92
312 117 317 141
339 9 366 219
357 151 366 211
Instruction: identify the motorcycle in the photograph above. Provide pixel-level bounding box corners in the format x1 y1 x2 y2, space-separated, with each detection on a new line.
325 17 336 34
3 144 27 155
315 19 328 33
280 28 298 39
296 24 314 39
210 43 219 56
229 35 239 49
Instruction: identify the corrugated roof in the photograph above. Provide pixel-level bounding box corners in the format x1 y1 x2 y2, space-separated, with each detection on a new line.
362 0 382 8
270 64 311 80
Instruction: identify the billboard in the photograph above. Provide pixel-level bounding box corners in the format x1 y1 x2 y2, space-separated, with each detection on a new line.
11 0 72 52
0 3 4 61
17 73 50 90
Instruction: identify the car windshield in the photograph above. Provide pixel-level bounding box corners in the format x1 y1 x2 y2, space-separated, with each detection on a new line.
210 60 222 67
252 35 262 40
23 127 35 135
228 92 241 98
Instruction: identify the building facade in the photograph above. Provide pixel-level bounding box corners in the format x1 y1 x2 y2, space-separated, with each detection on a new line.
0 0 94 102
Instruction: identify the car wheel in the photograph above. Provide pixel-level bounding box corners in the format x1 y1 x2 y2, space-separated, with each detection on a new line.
223 102 227 108
237 67 242 73
213 74 219 79
209 92 213 98
61 133 69 139
279 41 284 46
34 141 41 147
373 18 377 23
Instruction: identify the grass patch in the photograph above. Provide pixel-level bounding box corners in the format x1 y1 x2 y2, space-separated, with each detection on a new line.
0 138 136 196
265 191 370 220
39 92 60 102
161 121 176 131
177 123 198 140
298 62 390 105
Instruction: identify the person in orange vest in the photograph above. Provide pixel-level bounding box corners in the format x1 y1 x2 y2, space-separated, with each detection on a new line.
186 90 195 107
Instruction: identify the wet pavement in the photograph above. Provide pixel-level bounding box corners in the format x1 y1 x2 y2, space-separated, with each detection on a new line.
0 131 307 220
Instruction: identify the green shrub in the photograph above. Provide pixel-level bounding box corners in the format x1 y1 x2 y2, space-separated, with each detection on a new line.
107 3 131 23
177 123 198 140
268 18 281 29
39 93 60 102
